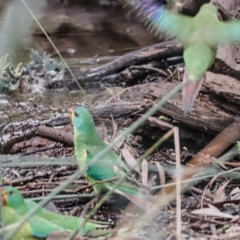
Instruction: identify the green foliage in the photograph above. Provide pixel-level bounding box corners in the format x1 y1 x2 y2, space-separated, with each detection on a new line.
26 49 66 82
0 54 23 92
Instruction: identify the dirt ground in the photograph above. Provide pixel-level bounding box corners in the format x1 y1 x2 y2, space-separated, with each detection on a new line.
2 0 240 239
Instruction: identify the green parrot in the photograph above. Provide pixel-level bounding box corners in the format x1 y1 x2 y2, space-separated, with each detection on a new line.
69 105 149 210
0 186 111 237
1 186 64 240
24 199 111 237
139 1 240 115
1 204 39 240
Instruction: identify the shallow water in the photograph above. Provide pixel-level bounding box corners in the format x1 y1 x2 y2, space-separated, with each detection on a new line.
0 0 156 63
0 0 157 122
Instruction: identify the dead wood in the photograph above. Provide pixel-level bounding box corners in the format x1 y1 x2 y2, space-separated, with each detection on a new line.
101 62 168 86
0 117 70 154
91 101 149 119
0 122 37 154
67 41 183 88
88 80 237 136
214 2 234 20
203 72 240 108
100 57 240 87
215 0 240 72
210 58 240 80
1 155 75 168
187 118 240 167
36 126 73 147
2 71 240 154
91 81 235 133
64 39 240 90
178 0 210 16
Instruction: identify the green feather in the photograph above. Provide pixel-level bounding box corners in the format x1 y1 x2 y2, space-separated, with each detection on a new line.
183 42 216 79
24 199 111 236
1 204 38 240
143 2 240 114
1 186 111 237
70 106 150 210
148 3 240 46
1 186 64 239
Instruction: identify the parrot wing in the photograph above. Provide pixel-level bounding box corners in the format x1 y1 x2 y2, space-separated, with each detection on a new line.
138 0 194 44
85 149 151 210
26 215 64 239
2 204 60 239
211 20 240 44
85 144 128 181
25 199 111 236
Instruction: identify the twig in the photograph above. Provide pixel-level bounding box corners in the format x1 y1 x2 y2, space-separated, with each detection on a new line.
174 127 181 239
36 125 73 146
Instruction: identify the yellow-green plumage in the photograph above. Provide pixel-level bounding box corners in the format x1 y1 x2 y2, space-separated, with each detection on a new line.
1 204 37 240
1 186 63 239
1 186 111 237
24 199 111 237
140 2 240 115
69 105 149 210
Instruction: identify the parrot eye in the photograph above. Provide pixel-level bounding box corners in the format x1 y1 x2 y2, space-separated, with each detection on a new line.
9 191 13 195
74 111 79 117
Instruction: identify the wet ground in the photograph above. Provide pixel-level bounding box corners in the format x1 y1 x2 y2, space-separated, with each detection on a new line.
0 2 175 237
2 1 240 239
0 0 159 121
0 0 157 64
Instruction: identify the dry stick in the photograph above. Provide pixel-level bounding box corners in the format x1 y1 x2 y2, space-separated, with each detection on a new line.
36 126 73 147
174 127 181 239
212 141 240 165
140 118 240 225
30 194 95 201
80 196 98 218
187 119 240 167
1 155 76 168
151 166 240 192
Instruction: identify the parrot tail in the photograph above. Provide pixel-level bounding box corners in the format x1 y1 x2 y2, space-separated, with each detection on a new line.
182 70 203 116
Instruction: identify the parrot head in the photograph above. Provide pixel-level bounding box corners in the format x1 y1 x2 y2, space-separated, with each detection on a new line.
0 186 24 208
68 105 96 137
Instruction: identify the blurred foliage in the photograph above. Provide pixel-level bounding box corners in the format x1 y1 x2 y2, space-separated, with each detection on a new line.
0 0 46 62
0 54 23 92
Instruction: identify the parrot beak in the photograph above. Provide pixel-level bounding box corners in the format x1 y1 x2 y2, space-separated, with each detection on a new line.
68 106 76 121
0 188 7 205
